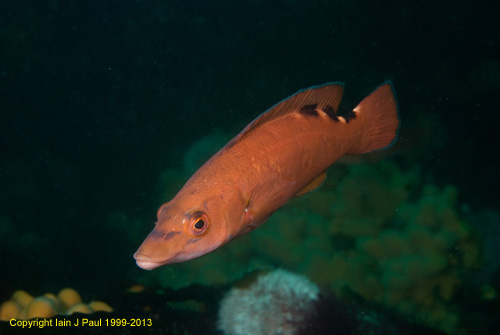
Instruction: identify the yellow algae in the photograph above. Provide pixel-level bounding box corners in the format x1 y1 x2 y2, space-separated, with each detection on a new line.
89 301 113 312
57 287 82 309
0 289 113 320
43 293 62 312
66 302 92 315
126 284 146 293
12 290 34 308
26 297 56 318
0 300 20 321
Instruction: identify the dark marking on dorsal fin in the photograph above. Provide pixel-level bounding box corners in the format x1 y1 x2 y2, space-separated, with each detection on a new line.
323 104 336 118
335 108 357 123
299 104 319 116
226 82 345 148
319 103 357 123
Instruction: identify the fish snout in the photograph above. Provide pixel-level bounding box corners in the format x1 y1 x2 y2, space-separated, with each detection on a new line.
133 227 178 269
133 251 161 270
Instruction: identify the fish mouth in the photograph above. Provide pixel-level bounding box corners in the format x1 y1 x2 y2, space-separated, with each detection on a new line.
135 259 164 270
133 250 178 270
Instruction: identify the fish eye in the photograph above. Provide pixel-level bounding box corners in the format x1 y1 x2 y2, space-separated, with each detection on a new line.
187 211 209 237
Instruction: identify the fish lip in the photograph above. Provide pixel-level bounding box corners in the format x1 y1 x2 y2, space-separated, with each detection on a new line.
134 250 180 269
135 259 164 270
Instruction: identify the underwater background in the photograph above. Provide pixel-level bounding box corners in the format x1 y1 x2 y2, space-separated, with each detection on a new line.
1 0 499 334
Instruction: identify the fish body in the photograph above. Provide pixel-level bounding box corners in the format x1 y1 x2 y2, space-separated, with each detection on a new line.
134 82 399 269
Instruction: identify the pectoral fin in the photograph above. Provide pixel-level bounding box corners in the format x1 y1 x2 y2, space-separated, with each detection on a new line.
296 172 327 197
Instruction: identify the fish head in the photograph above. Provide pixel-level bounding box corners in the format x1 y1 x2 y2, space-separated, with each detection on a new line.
133 192 234 270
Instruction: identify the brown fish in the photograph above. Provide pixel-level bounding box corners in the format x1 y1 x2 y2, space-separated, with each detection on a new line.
134 82 400 269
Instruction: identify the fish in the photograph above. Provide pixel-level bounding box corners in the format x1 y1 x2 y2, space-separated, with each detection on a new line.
134 81 400 270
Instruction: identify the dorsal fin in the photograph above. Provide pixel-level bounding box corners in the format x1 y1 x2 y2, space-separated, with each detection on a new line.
227 82 345 148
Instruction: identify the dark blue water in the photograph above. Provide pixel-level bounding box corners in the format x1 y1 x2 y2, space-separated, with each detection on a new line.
1 1 499 334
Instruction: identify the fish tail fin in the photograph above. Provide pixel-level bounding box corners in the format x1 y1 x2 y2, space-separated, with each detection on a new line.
349 81 400 154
